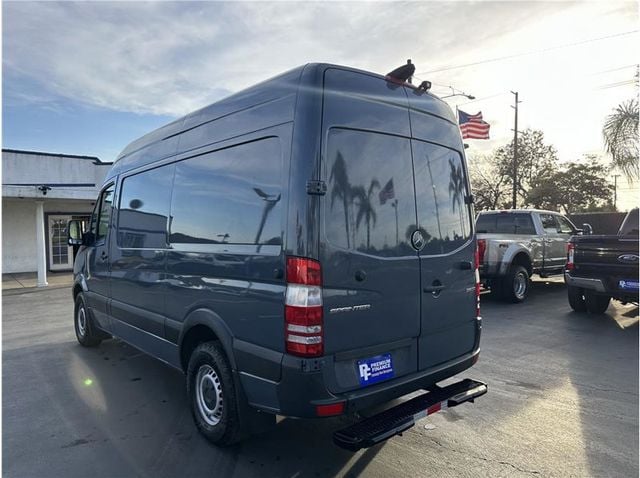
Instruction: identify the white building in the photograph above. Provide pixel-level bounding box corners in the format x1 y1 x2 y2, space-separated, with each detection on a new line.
2 149 111 285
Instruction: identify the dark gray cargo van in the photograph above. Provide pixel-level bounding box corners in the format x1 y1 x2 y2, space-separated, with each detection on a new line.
68 63 486 450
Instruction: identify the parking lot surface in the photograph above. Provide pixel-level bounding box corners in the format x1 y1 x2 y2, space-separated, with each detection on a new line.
3 280 638 478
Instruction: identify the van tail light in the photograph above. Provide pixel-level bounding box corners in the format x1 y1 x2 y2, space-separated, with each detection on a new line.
566 242 575 271
476 239 486 268
474 243 482 318
285 257 323 357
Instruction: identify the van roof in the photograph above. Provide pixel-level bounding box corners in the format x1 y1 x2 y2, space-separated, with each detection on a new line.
114 63 453 166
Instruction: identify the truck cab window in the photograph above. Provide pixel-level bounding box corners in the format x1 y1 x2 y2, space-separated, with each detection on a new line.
555 216 575 235
540 214 558 234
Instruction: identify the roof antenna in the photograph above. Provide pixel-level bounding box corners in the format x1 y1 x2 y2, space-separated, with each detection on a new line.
386 59 415 84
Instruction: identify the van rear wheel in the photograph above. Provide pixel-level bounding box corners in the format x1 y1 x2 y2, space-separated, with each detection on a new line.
187 341 243 446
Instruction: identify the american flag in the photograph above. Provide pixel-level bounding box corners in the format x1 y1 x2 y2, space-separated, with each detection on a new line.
458 110 490 139
379 178 395 205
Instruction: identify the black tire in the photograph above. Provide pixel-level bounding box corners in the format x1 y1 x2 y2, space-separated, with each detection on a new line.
74 294 103 347
187 341 244 446
501 265 530 303
567 286 587 312
584 292 611 314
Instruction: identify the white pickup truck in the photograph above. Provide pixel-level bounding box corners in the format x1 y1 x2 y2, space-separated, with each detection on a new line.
476 209 591 303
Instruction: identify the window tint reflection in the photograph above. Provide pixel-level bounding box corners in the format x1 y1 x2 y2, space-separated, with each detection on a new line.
118 166 174 249
170 138 282 246
413 141 472 255
325 129 417 257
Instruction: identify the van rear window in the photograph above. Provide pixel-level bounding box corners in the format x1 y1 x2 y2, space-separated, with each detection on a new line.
324 129 417 257
412 140 473 254
476 214 536 235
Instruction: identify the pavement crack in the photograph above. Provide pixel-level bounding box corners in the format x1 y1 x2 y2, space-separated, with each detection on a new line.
427 437 540 475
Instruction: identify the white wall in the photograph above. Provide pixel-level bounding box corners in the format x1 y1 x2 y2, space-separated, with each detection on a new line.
2 198 98 274
2 199 37 273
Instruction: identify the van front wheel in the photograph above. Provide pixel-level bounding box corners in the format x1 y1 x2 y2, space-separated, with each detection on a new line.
187 341 243 446
74 294 103 347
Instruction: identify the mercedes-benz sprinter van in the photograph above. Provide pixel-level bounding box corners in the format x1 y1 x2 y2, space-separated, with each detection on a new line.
68 63 486 450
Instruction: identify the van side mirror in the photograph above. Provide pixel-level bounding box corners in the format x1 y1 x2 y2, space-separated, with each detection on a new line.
67 220 84 246
581 223 593 235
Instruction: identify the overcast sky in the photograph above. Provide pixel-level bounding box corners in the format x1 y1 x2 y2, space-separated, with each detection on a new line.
3 1 638 209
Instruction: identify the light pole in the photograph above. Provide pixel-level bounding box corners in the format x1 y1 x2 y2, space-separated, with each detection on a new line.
441 93 476 100
441 86 475 100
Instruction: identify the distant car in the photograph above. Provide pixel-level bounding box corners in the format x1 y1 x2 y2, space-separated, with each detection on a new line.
476 209 591 303
565 208 639 313
67 63 486 450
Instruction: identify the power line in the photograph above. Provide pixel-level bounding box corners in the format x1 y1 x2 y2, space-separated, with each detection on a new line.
416 30 639 75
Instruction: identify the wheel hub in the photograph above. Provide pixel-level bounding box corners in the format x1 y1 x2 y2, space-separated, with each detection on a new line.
77 307 87 337
195 364 224 426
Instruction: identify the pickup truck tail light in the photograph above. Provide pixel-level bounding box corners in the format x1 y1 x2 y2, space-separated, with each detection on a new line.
476 239 486 267
475 243 481 318
285 257 323 357
566 242 575 271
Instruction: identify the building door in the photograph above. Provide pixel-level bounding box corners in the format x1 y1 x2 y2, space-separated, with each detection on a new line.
48 215 74 270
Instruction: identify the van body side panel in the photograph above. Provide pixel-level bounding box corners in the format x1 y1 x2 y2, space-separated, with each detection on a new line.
163 125 294 383
319 68 421 393
110 164 176 339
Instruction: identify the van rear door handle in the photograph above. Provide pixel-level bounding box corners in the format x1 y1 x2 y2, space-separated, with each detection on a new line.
424 284 446 293
100 251 108 261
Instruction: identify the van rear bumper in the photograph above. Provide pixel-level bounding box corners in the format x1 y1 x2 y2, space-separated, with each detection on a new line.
239 347 480 418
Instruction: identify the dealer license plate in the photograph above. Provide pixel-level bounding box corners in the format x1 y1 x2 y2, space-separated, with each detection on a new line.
619 280 639 291
357 353 394 387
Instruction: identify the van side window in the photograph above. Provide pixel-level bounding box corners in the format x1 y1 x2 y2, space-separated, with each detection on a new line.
118 165 174 249
412 141 472 254
170 138 282 246
325 129 417 257
96 184 115 242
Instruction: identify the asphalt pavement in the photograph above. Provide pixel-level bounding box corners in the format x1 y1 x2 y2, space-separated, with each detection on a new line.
3 280 638 477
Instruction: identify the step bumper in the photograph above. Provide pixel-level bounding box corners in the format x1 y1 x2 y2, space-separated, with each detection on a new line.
333 378 487 451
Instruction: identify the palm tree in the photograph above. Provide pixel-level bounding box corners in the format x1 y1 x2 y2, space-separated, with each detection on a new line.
329 152 352 248
603 98 639 181
353 179 381 250
448 158 466 236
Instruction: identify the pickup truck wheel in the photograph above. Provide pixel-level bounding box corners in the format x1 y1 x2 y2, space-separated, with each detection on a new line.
74 294 103 347
584 292 611 314
187 341 244 446
502 265 529 303
567 286 587 312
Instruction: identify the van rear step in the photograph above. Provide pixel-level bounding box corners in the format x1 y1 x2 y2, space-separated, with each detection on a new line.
333 378 487 451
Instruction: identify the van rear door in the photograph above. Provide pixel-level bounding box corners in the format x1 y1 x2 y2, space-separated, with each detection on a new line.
411 140 477 370
318 68 422 393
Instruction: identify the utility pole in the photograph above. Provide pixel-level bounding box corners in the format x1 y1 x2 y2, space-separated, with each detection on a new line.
511 91 521 209
613 174 620 210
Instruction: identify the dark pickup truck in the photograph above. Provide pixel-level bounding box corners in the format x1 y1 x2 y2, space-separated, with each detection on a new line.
565 208 639 313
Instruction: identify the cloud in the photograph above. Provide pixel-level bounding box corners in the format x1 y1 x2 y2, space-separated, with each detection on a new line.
3 1 578 117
